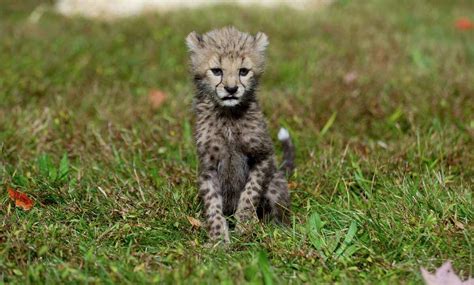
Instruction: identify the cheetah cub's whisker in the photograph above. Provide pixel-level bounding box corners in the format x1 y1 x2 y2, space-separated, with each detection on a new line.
186 27 295 243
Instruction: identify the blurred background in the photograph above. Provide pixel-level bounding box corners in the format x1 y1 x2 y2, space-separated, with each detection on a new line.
0 0 473 283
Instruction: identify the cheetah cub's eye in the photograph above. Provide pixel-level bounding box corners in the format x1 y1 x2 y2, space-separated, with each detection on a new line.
210 68 223 76
239 68 250 77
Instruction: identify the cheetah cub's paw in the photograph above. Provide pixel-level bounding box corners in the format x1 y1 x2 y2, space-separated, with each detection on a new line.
235 216 259 236
203 239 230 249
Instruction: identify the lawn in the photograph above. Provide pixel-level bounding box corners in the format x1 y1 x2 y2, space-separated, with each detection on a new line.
0 0 473 284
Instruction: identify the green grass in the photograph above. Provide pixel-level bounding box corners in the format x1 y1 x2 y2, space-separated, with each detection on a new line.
1 0 473 283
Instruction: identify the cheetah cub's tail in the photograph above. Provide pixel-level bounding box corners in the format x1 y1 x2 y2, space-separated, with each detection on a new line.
278 127 295 176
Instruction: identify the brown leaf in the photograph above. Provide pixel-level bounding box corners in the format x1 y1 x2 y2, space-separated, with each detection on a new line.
288 181 298 190
7 187 34 211
343 71 358 85
187 216 201 229
453 219 465 230
455 17 473 31
148 89 167 109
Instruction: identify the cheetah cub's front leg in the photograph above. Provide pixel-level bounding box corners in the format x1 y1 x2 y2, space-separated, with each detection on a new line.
234 157 272 234
199 169 230 243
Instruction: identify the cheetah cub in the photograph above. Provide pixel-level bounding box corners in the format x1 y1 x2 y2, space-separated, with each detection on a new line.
186 27 295 243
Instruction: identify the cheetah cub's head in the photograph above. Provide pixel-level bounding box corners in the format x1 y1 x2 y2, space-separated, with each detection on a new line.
186 27 268 108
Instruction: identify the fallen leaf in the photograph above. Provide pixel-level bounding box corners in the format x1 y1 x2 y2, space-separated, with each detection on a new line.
187 216 201 229
451 218 465 230
148 89 167 109
343 71 358 85
133 263 146 272
288 181 298 190
421 261 474 285
455 18 473 30
7 187 34 211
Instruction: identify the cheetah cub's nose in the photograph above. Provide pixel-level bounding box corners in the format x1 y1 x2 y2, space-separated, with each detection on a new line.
224 86 238 95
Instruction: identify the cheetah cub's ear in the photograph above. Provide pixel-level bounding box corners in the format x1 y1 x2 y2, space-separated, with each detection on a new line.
254 32 269 54
186 31 204 53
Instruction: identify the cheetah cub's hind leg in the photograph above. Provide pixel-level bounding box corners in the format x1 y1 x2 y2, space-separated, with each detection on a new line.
262 171 291 223
236 170 290 234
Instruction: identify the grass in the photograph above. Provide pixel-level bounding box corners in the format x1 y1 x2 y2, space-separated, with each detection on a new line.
0 0 473 283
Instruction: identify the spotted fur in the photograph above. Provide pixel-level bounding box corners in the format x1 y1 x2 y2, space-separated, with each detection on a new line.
186 27 295 243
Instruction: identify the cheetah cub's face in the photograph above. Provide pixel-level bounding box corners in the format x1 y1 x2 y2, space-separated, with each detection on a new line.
186 27 268 108
206 56 252 107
